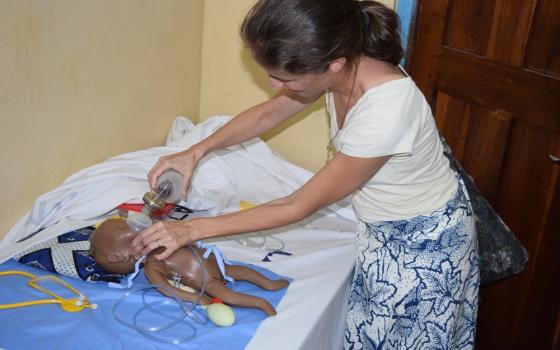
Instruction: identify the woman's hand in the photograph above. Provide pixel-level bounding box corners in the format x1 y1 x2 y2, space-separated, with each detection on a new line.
132 220 200 260
148 146 205 198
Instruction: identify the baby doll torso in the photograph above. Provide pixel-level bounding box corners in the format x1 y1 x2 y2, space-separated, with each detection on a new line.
144 246 226 291
90 218 229 294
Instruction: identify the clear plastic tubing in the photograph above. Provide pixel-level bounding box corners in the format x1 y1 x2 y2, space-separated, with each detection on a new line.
233 234 285 251
112 245 208 344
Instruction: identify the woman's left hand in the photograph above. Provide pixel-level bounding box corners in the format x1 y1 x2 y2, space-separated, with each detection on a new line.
132 221 198 260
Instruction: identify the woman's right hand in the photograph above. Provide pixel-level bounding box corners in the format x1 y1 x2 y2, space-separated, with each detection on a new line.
148 146 205 198
132 219 200 260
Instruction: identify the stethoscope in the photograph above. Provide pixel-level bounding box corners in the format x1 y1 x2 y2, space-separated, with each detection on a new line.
0 270 97 312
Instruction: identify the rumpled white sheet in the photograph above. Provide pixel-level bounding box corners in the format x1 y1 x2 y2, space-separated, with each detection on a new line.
0 116 355 263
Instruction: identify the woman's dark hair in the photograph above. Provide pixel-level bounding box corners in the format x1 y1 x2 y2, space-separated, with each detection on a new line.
241 0 403 74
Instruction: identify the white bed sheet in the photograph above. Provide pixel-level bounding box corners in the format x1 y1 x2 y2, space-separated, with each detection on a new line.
213 214 357 350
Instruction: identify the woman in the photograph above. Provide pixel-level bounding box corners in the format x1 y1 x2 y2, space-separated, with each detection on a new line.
133 0 479 348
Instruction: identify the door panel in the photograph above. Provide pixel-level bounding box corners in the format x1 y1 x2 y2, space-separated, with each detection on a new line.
443 0 495 55
408 0 560 348
525 0 560 76
434 93 511 205
486 0 537 65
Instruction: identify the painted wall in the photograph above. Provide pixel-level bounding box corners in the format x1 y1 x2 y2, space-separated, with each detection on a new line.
199 0 395 172
0 0 204 238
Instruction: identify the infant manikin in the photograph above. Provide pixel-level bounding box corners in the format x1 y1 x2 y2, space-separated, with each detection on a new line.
89 218 288 316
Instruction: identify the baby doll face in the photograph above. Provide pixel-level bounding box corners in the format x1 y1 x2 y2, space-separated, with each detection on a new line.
89 218 141 274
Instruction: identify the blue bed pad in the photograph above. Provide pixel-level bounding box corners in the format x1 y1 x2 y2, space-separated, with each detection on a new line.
0 258 290 350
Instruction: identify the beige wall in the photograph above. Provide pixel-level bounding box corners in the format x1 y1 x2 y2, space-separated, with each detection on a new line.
0 0 204 238
199 0 395 172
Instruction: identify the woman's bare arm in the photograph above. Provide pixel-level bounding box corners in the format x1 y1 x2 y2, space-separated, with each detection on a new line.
148 89 319 192
134 152 390 259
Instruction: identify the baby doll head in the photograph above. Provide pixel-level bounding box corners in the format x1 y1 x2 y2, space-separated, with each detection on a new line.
89 218 140 274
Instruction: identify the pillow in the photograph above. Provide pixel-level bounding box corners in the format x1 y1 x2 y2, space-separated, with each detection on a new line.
440 137 529 286
13 226 125 283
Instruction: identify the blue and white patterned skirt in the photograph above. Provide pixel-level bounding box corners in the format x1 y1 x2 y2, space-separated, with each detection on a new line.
345 178 479 350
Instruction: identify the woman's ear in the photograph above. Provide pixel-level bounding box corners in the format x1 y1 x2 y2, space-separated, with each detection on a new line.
329 58 347 74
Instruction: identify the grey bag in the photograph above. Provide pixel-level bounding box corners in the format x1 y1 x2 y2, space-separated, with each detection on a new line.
441 138 529 286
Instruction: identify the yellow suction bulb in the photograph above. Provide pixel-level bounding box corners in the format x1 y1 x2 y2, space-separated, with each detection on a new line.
202 302 236 327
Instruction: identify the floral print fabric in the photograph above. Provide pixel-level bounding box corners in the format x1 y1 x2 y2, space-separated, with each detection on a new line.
440 136 528 285
345 178 479 350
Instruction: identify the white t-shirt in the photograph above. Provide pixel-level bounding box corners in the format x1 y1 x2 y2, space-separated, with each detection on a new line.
326 77 457 222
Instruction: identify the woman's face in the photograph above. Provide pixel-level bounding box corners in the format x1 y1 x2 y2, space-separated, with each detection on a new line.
261 56 349 98
264 67 333 97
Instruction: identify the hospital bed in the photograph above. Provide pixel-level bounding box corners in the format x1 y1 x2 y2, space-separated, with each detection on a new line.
0 116 358 350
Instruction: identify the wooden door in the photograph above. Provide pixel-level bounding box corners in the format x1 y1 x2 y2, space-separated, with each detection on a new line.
407 0 560 349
